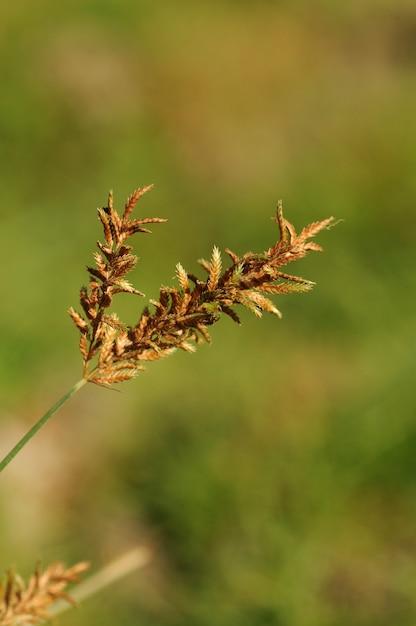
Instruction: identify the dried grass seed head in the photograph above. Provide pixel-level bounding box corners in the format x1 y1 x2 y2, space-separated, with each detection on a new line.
69 188 335 387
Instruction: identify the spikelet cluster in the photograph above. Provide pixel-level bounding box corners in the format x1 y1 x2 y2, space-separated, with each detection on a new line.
0 561 89 625
69 188 334 387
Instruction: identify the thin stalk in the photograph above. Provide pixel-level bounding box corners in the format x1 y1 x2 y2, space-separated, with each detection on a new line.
0 378 87 473
49 547 152 617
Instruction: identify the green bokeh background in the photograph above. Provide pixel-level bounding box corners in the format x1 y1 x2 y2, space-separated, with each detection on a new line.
1 2 415 625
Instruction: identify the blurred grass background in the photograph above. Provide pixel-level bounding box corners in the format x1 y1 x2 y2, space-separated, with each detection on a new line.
0 1 415 624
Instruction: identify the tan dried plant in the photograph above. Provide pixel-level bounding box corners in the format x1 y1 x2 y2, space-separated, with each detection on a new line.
0 561 89 625
69 185 335 387
0 184 334 472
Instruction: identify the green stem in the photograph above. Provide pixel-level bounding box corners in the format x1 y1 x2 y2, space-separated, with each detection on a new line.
0 378 87 473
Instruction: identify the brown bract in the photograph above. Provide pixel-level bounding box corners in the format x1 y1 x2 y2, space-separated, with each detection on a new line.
0 561 90 625
69 188 334 387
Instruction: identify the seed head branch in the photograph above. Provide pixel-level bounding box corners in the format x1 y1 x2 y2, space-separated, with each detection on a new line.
0 561 89 626
69 187 334 387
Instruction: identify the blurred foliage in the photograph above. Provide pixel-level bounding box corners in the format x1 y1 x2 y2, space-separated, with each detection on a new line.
0 1 415 625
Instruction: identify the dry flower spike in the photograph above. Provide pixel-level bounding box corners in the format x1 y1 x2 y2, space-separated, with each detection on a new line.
0 561 89 626
69 188 334 387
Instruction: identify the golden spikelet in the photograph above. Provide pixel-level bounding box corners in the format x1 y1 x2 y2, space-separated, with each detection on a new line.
175 262 190 292
123 184 154 221
207 246 222 291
